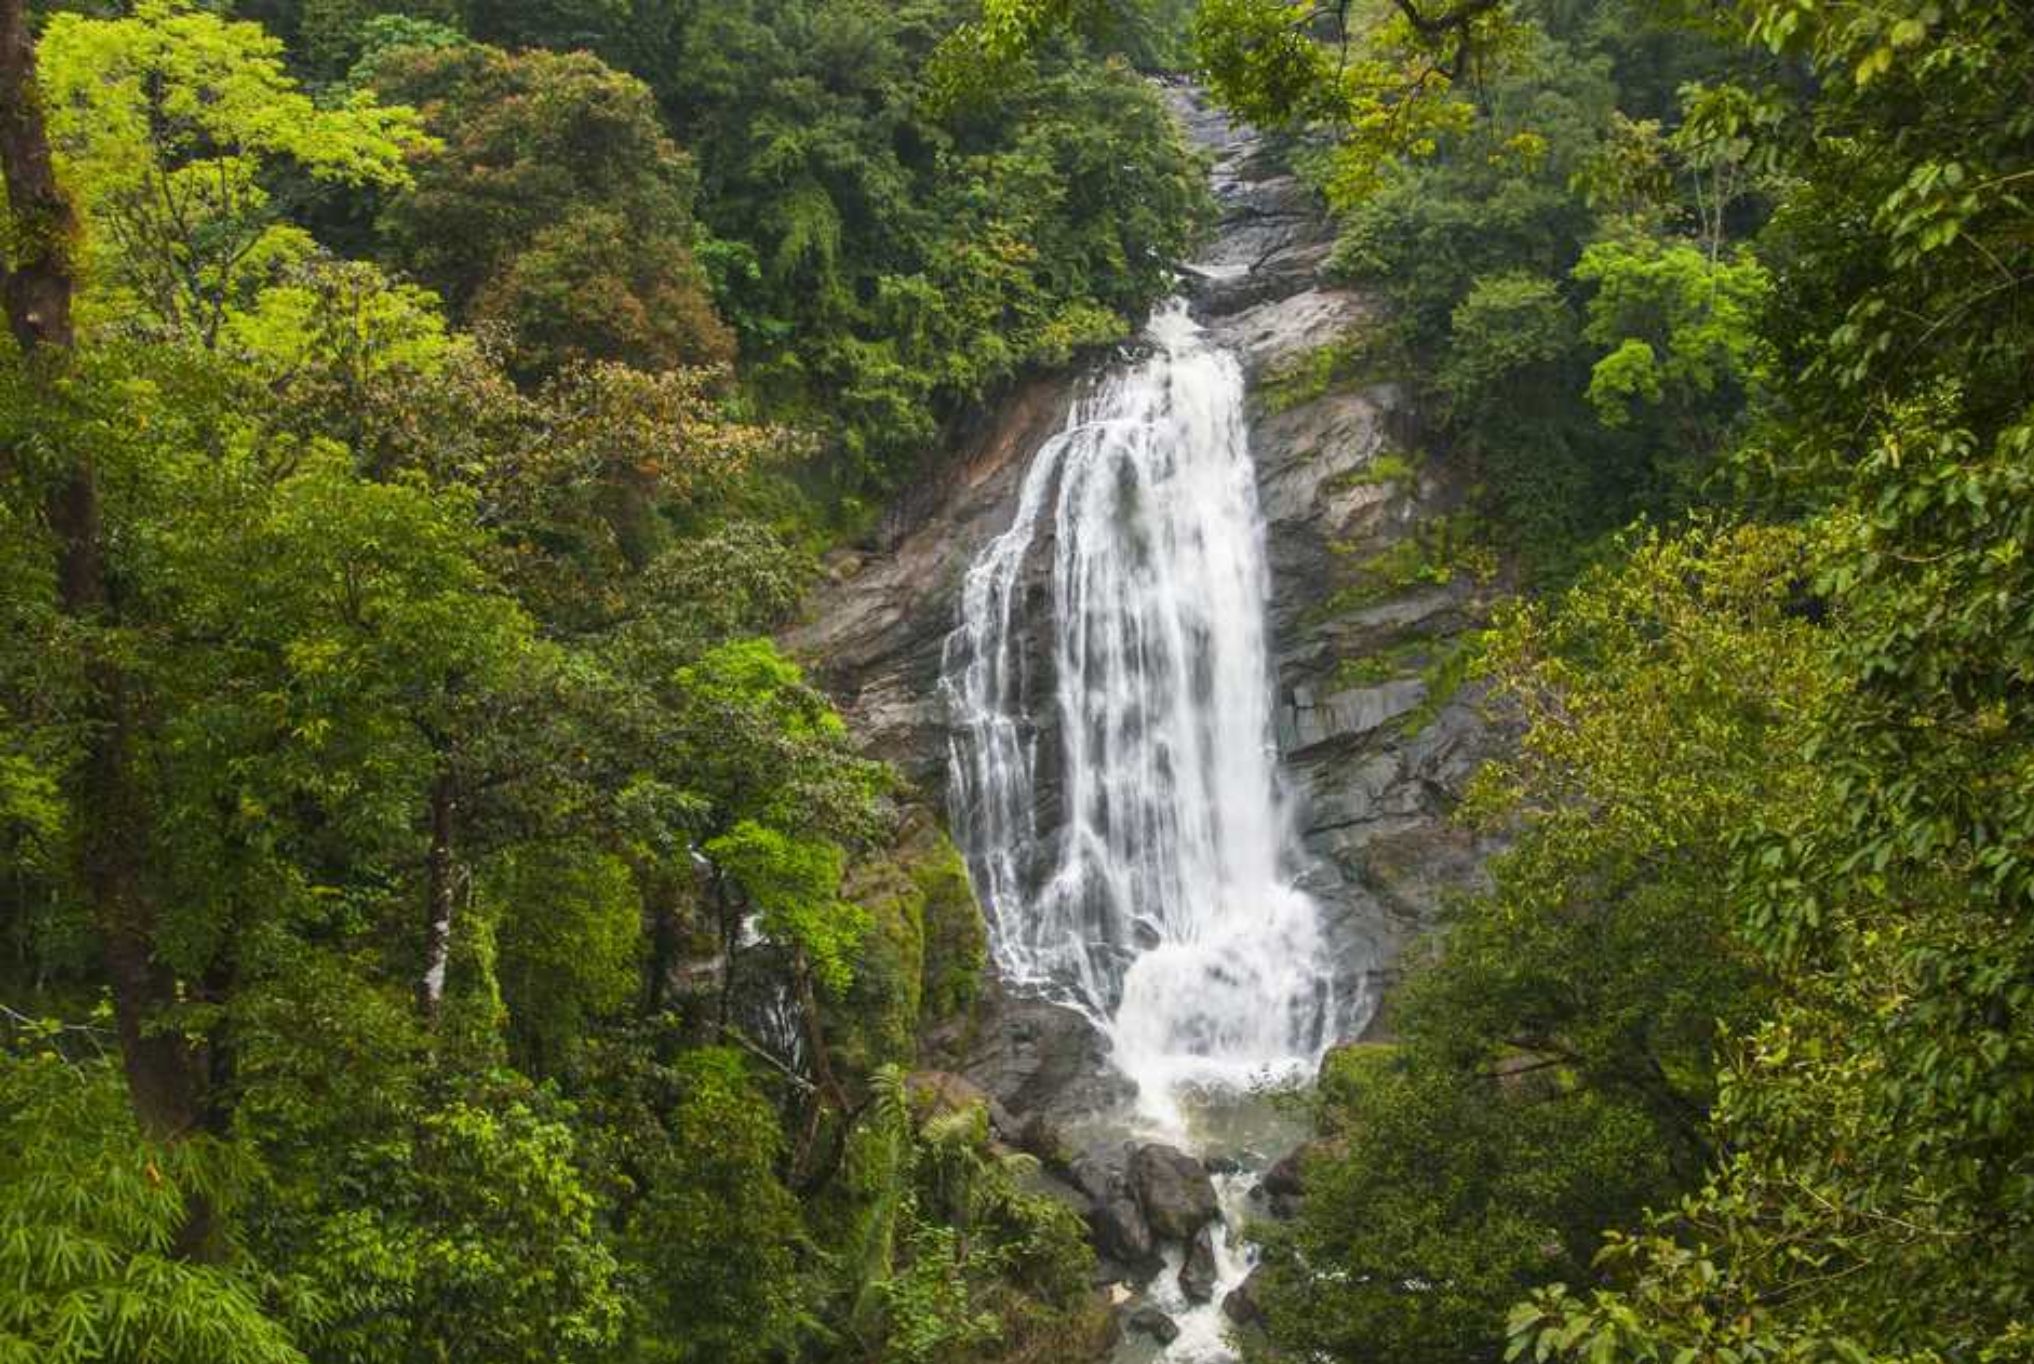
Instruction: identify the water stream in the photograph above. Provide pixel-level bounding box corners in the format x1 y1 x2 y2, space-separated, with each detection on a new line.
944 300 1341 1358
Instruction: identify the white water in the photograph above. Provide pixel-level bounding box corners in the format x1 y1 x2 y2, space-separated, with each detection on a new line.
944 299 1337 1125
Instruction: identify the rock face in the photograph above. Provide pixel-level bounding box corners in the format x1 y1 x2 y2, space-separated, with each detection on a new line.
903 1070 1016 1140
1179 90 1508 1022
781 373 1077 792
932 977 1133 1132
787 85 1503 1080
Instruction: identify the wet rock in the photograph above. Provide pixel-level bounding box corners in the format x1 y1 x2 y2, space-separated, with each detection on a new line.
1089 1193 1160 1274
1292 678 1431 750
1127 1306 1181 1346
1223 1265 1268 1327
1212 286 1372 381
958 981 1134 1126
782 372 1078 787
1180 1225 1219 1304
1014 1110 1069 1166
1070 1154 1163 1275
1261 1146 1308 1199
1130 1143 1220 1241
1204 1153 1243 1176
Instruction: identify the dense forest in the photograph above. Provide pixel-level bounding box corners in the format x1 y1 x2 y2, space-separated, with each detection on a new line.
2 1 2030 1363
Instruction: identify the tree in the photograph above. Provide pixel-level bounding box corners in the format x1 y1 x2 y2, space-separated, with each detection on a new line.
1 0 223 1198
601 1046 809 1364
1572 234 1769 459
1262 525 1838 1362
452 0 1206 495
34 0 423 347
368 40 733 380
1510 2 2034 1360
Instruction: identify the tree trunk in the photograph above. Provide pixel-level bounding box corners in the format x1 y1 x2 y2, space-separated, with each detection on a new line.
3 0 214 1248
638 861 682 1015
419 769 458 1018
0 0 74 357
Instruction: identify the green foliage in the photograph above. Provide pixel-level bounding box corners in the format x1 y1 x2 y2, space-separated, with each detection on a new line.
273 1089 627 1364
485 843 643 1074
1227 0 1510 201
819 1067 1096 1364
1265 525 1837 1361
1438 271 1576 417
1391 3 2034 1363
706 820 864 995
911 836 988 1025
834 826 988 1073
464 0 1207 495
368 41 733 380
36 0 425 345
0 1040 302 1364
1227 7 1774 584
1573 235 1770 436
602 1046 807 1364
1265 1049 1672 1364
1 0 1195 1359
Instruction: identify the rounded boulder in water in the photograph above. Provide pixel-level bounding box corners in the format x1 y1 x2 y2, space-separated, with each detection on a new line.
1127 1305 1182 1345
1179 1224 1220 1303
1129 1142 1219 1241
1222 1265 1268 1327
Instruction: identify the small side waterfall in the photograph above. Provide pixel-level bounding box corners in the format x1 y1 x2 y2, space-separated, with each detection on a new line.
944 301 1338 1126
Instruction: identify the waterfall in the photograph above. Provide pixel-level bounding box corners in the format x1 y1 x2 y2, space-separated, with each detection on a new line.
944 301 1337 1125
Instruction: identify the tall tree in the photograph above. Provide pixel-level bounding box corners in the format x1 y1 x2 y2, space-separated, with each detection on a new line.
1 0 217 1180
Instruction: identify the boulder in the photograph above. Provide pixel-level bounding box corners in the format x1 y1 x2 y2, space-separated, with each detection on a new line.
1129 1143 1220 1241
1261 1145 1308 1199
1088 1192 1159 1275
1179 1224 1219 1304
1015 1110 1069 1167
1070 1154 1162 1274
1222 1265 1268 1327
1126 1306 1181 1346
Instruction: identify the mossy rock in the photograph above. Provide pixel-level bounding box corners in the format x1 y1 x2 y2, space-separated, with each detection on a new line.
834 813 989 1074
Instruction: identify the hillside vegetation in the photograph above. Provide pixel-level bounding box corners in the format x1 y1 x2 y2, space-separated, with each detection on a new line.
4 1 2032 1363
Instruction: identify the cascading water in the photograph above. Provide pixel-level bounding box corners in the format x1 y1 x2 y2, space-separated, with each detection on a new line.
944 300 1341 1127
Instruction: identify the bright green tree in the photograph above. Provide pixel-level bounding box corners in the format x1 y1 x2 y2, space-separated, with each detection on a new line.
34 0 424 345
0 1039 303 1364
